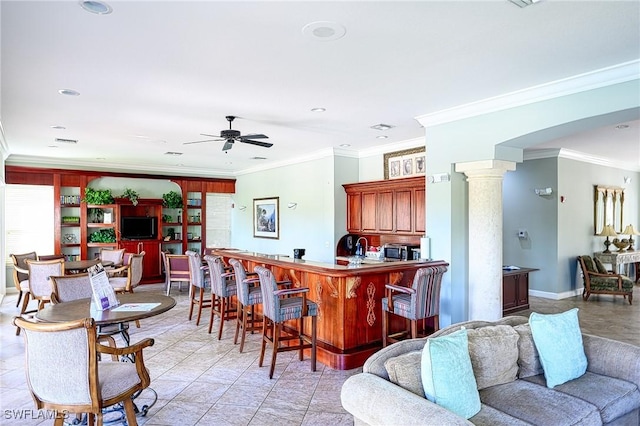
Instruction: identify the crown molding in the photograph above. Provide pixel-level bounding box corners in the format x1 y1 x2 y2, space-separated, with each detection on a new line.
524 148 640 172
416 60 640 127
357 137 425 158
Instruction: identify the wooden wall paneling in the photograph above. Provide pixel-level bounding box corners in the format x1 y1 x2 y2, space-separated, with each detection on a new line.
376 191 394 232
395 189 412 233
361 192 377 232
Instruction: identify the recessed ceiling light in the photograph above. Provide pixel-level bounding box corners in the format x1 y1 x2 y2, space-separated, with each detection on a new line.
58 89 80 96
615 124 630 130
302 21 346 42
164 152 183 156
50 125 66 130
55 138 78 144
371 124 393 131
376 135 388 139
79 0 112 14
311 107 326 113
340 144 351 148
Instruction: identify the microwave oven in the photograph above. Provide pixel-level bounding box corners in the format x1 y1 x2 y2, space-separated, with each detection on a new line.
383 245 419 261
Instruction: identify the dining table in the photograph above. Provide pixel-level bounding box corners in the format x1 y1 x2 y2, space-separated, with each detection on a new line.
65 259 114 274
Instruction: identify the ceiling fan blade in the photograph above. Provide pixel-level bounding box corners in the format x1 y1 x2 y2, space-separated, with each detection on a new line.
240 139 273 148
200 133 220 138
183 139 223 145
240 134 268 139
222 140 234 151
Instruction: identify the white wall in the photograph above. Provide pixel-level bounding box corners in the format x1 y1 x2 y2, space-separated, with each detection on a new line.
231 155 339 263
88 177 181 198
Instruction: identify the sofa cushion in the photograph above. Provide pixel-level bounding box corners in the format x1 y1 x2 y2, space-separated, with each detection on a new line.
421 328 481 419
523 372 640 424
467 325 519 390
469 404 533 426
384 350 424 397
529 308 588 388
593 257 610 274
480 379 601 425
513 324 544 378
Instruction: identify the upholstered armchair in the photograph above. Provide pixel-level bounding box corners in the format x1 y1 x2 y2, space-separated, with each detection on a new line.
578 255 633 304
381 265 447 347
108 252 145 294
99 248 125 268
13 316 153 426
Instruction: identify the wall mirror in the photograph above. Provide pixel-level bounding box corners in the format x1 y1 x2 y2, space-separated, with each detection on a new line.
594 185 624 235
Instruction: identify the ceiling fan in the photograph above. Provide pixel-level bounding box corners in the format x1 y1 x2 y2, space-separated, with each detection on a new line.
183 115 273 151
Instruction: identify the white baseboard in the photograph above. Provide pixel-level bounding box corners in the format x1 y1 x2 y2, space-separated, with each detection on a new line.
529 288 582 300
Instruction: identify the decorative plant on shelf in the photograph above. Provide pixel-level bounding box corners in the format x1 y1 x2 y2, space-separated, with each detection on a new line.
162 191 183 208
162 214 173 223
83 188 114 205
89 228 116 243
120 188 140 206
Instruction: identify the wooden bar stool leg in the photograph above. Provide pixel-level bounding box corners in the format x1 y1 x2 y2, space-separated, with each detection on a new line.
382 309 389 347
234 303 242 345
259 318 268 367
269 323 280 379
311 315 317 372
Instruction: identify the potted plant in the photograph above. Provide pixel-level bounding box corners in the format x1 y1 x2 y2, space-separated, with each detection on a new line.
83 188 114 205
88 228 116 243
162 191 183 208
120 188 140 206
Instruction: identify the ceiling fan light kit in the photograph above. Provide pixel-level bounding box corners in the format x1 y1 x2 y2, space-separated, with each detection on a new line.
184 115 273 151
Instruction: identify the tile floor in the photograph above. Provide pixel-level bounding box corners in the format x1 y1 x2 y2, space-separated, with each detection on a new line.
1 282 639 425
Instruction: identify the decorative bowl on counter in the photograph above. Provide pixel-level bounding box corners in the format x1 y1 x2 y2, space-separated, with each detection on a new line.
612 238 630 252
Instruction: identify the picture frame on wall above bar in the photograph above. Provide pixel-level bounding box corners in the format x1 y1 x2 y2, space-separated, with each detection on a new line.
383 146 426 180
253 197 279 239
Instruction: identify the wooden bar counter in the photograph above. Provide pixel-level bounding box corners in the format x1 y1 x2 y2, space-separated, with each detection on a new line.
213 249 448 370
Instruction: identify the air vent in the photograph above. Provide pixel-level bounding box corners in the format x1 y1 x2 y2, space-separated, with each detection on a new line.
164 152 183 156
370 124 394 131
251 156 267 160
54 138 78 144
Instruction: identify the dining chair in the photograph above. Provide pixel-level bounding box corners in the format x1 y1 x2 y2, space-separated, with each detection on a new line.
10 251 37 311
163 253 191 296
203 255 237 340
50 273 118 358
381 265 447 347
16 258 65 336
37 254 65 261
13 316 154 426
108 252 145 294
99 248 125 268
186 250 211 325
254 265 317 379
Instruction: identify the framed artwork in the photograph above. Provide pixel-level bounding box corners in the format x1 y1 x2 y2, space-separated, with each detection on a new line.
383 146 426 180
253 197 279 239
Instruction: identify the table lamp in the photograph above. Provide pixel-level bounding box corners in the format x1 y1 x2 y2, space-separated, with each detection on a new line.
599 225 618 253
622 224 640 251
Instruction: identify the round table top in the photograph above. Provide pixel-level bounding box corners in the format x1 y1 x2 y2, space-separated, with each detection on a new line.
65 259 114 272
36 293 176 325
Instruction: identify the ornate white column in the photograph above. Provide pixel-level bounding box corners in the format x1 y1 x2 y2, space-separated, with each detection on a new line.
455 160 516 321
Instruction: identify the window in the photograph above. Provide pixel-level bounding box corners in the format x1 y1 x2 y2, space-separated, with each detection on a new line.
5 185 54 264
205 193 232 248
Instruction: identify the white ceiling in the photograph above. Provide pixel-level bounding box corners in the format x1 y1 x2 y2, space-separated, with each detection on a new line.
2 1 639 177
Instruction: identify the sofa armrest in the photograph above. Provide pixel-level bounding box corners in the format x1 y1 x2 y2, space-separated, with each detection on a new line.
341 373 472 426
583 334 640 389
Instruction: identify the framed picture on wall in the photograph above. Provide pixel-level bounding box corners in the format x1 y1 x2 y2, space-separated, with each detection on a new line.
253 197 279 239
383 147 426 180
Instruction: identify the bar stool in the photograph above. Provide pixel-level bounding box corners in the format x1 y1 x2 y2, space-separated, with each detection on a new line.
229 259 262 352
254 265 317 379
381 265 447 347
204 255 237 340
186 250 211 325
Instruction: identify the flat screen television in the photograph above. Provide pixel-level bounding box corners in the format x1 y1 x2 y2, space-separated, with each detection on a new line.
120 216 157 240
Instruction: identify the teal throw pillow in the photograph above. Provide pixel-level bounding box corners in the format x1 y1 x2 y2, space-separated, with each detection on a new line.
529 308 587 388
421 328 481 419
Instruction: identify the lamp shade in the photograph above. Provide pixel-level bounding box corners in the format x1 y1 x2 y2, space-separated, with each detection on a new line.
599 225 618 237
622 225 640 236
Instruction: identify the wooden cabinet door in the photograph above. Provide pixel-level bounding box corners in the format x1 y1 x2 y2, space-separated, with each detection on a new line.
140 241 161 278
395 189 412 233
414 188 426 234
346 193 362 232
377 191 394 232
361 192 377 232
502 274 518 312
517 273 529 306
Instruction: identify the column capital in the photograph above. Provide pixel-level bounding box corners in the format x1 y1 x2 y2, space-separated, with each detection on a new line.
455 159 516 178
